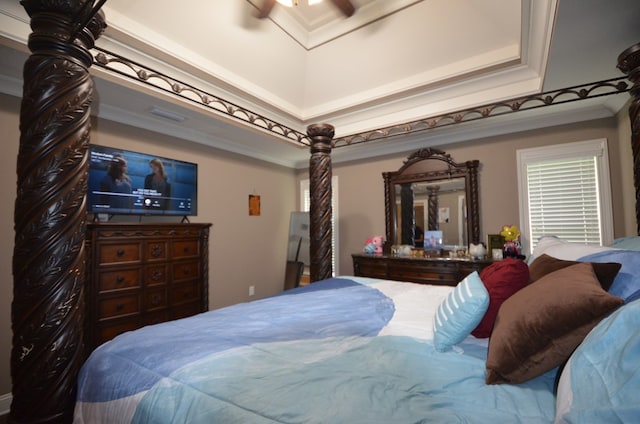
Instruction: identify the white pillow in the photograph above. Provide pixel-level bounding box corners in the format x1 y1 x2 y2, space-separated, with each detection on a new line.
433 271 489 352
532 235 615 261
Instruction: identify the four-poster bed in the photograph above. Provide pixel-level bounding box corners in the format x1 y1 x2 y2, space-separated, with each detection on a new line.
9 1 640 423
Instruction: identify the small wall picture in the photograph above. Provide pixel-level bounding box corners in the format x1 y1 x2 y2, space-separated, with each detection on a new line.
438 207 450 224
487 234 505 253
249 194 261 216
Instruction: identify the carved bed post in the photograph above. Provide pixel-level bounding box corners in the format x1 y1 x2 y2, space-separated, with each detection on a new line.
618 42 640 235
307 123 334 282
11 2 105 423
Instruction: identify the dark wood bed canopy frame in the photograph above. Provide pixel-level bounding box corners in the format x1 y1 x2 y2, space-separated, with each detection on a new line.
8 2 640 423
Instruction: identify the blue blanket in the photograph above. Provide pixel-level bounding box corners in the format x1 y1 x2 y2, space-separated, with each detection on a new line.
579 250 640 300
75 277 556 423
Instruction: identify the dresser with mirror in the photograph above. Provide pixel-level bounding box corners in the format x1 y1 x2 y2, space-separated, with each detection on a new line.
352 148 492 285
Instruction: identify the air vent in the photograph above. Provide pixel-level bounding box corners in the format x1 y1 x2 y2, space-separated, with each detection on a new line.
150 107 187 122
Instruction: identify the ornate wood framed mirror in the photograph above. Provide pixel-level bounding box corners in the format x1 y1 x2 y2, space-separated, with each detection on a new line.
383 148 480 249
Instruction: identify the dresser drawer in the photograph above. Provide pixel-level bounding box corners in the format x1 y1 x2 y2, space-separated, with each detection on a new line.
172 261 200 282
98 320 141 345
99 293 140 319
459 263 486 279
389 266 458 285
98 269 140 292
145 241 168 261
172 240 199 259
144 287 167 311
98 243 141 265
169 302 202 320
169 281 200 306
145 265 168 286
389 260 456 277
143 310 169 326
353 259 388 279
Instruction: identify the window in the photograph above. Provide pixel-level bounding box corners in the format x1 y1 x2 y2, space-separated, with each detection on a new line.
301 176 338 276
517 139 613 255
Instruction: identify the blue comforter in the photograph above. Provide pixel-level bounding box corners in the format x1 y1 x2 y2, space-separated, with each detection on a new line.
75 277 556 423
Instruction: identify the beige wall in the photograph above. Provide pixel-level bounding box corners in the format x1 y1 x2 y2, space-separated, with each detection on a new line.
0 93 297 397
617 99 635 234
322 112 635 276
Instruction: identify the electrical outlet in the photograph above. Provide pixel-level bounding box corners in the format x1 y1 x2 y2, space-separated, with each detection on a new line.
249 285 255 296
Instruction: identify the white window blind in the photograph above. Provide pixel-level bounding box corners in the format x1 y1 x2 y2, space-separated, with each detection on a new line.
527 157 601 244
301 176 338 276
517 139 613 255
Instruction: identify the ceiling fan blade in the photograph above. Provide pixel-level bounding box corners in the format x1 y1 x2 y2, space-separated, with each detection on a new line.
330 0 355 17
256 0 276 19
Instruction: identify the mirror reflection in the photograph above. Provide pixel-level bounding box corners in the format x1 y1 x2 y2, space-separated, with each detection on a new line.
395 178 467 247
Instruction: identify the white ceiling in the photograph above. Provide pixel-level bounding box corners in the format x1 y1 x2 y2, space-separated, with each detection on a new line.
0 0 638 168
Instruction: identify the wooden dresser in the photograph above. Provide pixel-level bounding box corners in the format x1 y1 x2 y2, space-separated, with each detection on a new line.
85 222 212 352
352 253 493 286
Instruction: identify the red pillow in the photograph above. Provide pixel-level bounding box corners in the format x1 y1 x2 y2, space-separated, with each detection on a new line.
471 258 529 338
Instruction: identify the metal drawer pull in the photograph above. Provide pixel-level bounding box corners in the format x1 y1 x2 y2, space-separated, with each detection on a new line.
116 249 125 257
116 276 125 283
183 267 191 275
116 303 124 311
183 246 190 253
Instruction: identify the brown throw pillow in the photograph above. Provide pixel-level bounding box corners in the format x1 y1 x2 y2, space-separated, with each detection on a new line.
485 262 623 384
528 253 621 290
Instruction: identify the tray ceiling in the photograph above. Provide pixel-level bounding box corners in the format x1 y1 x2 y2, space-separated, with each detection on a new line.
0 0 637 168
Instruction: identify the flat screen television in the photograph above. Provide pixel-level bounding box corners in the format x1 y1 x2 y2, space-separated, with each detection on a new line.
87 144 197 217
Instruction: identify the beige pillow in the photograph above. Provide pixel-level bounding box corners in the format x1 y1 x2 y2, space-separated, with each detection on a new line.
485 262 623 384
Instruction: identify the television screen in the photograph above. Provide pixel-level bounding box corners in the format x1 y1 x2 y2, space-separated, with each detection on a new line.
87 144 197 216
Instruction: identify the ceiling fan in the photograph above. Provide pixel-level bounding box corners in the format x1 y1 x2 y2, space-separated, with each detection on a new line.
256 0 356 19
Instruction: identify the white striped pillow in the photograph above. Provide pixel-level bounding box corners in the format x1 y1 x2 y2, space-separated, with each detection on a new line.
433 271 489 352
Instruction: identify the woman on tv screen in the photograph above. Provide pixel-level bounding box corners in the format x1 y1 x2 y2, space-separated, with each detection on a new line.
144 158 171 208
99 155 133 210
